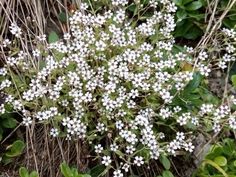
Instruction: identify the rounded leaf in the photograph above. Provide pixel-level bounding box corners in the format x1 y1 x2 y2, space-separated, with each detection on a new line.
48 31 59 43
160 154 171 170
213 156 227 166
186 1 202 11
162 170 174 177
19 167 29 177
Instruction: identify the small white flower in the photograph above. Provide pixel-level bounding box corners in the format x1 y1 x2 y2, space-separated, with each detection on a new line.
184 142 194 153
23 117 32 126
113 169 123 177
50 128 59 137
9 23 22 38
95 144 103 153
176 132 185 141
110 143 118 151
102 156 112 166
122 163 130 172
133 156 144 166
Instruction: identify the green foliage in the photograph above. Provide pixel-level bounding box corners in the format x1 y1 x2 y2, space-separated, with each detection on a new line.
194 139 236 177
174 0 236 39
19 167 39 177
160 154 171 170
231 75 236 88
162 170 175 177
1 140 25 165
0 111 17 141
60 162 91 177
58 12 68 23
48 31 59 43
88 164 106 177
174 0 206 39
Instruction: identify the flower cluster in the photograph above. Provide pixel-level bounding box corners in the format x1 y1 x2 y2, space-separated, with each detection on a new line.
1 0 236 176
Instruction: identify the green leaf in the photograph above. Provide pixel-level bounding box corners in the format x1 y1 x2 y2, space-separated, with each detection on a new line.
185 72 202 92
231 75 236 87
233 160 236 167
59 12 67 23
6 140 25 158
19 167 29 177
80 175 91 177
203 159 228 177
188 12 205 21
127 4 137 12
183 25 203 39
89 165 106 177
175 20 193 37
2 117 17 128
162 171 174 177
182 0 194 5
223 18 236 28
176 9 187 22
160 154 171 170
214 156 227 166
48 31 59 43
60 162 72 177
185 1 202 11
30 171 39 177
173 0 183 6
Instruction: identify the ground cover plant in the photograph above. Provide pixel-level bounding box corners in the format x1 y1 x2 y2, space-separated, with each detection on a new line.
0 0 236 177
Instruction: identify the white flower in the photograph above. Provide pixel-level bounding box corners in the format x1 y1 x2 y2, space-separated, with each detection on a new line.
113 170 123 177
102 156 112 166
199 65 211 77
184 142 194 153
110 143 118 151
176 132 185 141
133 156 144 166
229 116 236 129
122 163 130 172
95 144 103 153
23 117 32 126
0 104 5 114
9 23 22 38
2 39 11 47
50 128 59 137
95 40 106 51
125 145 135 154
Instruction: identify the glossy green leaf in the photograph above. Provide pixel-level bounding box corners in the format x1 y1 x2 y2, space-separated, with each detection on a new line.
2 117 17 128
188 12 205 21
185 1 202 11
173 0 183 6
48 31 59 43
183 25 203 39
19 167 29 177
60 162 72 177
89 165 106 177
177 9 187 21
162 170 174 177
59 12 67 23
6 140 25 157
231 75 236 87
30 171 39 177
160 154 171 170
182 0 194 5
234 160 236 167
214 156 227 166
185 72 202 92
80 175 91 177
175 20 194 37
